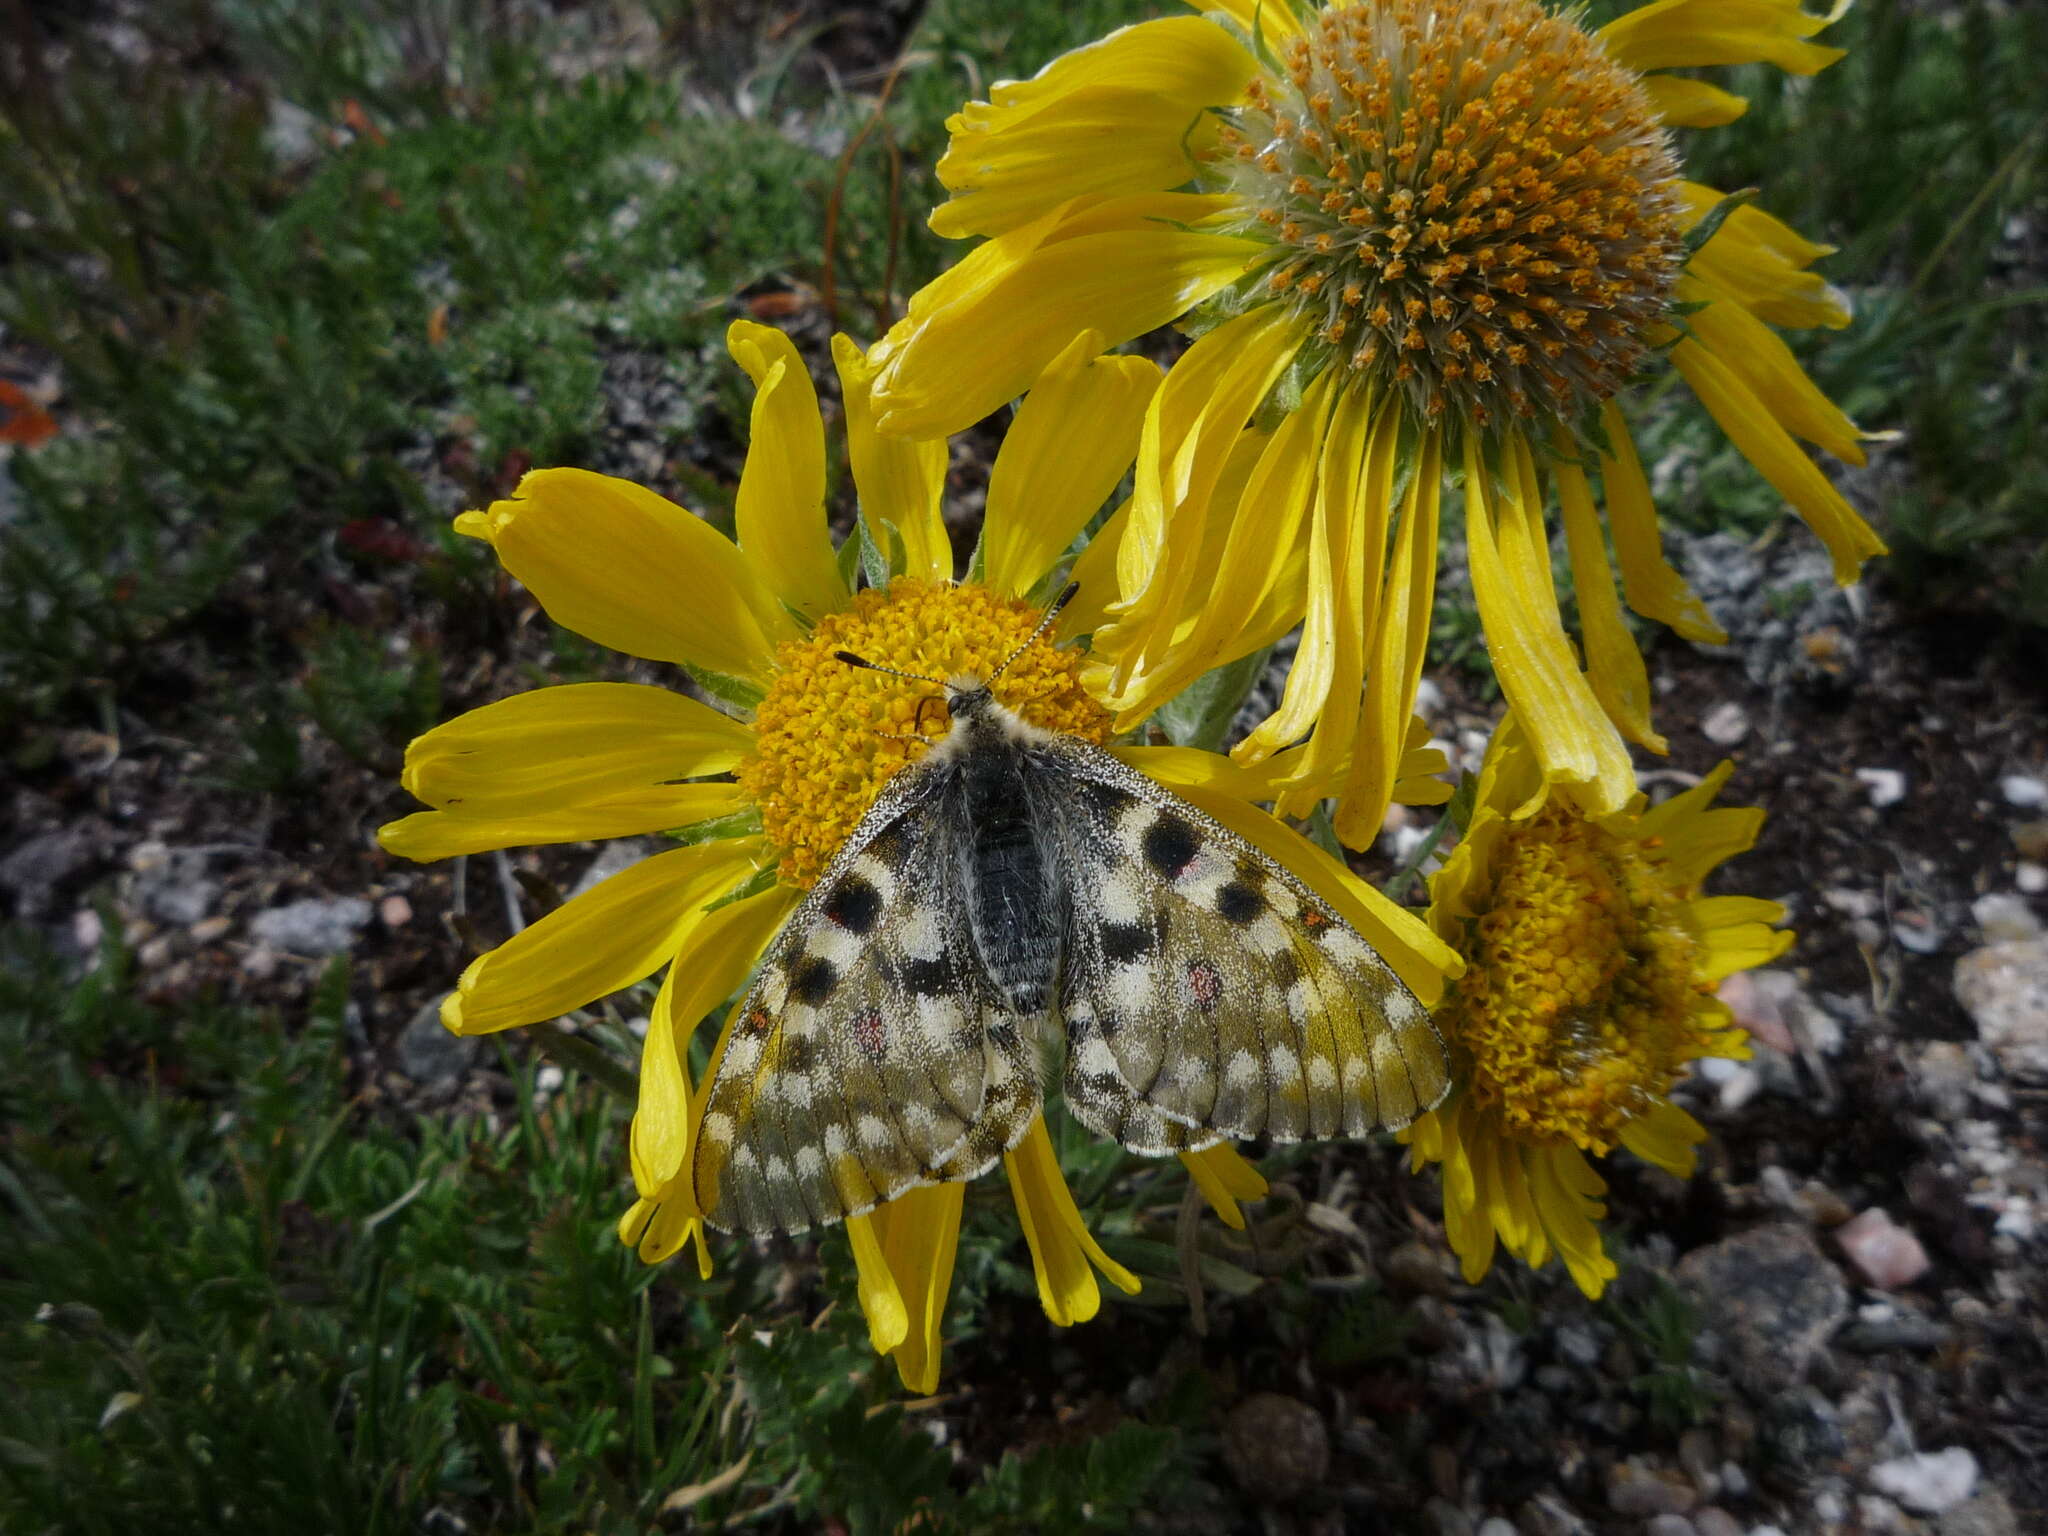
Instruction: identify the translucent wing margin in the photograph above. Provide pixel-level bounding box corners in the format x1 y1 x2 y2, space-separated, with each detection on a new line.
691 770 1042 1236
1040 740 1450 1152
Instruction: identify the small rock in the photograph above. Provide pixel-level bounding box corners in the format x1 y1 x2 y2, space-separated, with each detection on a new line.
2017 862 2047 895
1702 701 1750 745
249 896 373 957
1953 938 2048 1080
2012 821 2048 862
572 839 657 898
1937 1490 2021 1536
1423 1497 1474 1536
1516 1493 1593 1536
1759 1166 1853 1226
1645 1518 1697 1536
1677 1429 1720 1495
1856 767 1907 808
398 994 476 1087
189 916 233 944
1674 1224 1849 1395
1413 678 1446 717
1384 1240 1453 1297
1608 1463 1698 1517
1476 1520 1516 1536
0 826 98 921
1973 893 2042 943
240 945 279 980
535 1064 565 1094
1867 1448 1978 1514
1999 774 2047 809
1834 1208 1931 1289
1691 1511 1741 1536
1221 1393 1329 1501
1911 1041 1979 1120
380 894 413 929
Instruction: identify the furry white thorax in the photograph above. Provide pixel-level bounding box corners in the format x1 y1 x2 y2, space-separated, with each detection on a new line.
921 674 1054 764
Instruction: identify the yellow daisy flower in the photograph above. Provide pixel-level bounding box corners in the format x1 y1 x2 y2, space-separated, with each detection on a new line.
1401 711 1792 1297
379 319 1459 1392
869 0 1882 840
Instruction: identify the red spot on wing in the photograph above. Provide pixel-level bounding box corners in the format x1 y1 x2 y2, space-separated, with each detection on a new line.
1188 962 1224 1011
852 1009 886 1058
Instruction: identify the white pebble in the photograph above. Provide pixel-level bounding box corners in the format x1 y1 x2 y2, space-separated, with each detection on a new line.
2000 774 2047 809
1974 893 2042 942
1702 700 1750 745
1412 678 1445 717
535 1064 566 1093
1835 1207 1931 1289
1867 1448 1978 1514
1856 767 1907 808
2016 862 2046 895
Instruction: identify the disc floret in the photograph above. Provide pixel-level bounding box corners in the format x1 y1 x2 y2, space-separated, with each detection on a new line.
738 581 1112 888
1444 802 1710 1155
1217 0 1684 432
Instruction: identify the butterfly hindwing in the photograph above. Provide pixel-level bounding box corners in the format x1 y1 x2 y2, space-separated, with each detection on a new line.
691 770 1043 1236
1040 739 1450 1151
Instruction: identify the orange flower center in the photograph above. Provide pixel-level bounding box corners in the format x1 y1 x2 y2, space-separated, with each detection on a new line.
1443 802 1712 1154
1217 0 1682 430
736 580 1112 888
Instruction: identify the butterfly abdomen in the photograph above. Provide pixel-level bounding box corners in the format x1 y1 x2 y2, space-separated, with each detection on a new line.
946 700 1061 1014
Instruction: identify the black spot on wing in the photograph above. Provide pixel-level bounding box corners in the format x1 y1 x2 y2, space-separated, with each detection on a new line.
1100 920 1156 964
789 954 838 1006
1215 879 1264 923
823 874 881 935
898 956 951 998
1141 813 1199 878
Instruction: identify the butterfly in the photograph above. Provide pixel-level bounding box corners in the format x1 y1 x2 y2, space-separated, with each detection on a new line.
691 593 1450 1236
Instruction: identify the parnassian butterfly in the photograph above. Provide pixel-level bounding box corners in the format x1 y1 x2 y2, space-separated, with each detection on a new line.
692 598 1450 1235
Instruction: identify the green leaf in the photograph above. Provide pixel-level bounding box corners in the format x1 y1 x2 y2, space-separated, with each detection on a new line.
664 805 765 846
680 661 765 712
1681 186 1758 258
1148 645 1272 752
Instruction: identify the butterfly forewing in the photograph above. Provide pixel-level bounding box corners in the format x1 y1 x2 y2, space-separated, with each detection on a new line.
691 777 1043 1235
1042 739 1450 1150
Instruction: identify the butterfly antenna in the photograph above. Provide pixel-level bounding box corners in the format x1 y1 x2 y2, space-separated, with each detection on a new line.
832 651 946 688
988 582 1080 684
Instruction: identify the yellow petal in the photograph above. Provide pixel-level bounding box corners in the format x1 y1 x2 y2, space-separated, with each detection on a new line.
1600 0 1847 76
1617 1101 1708 1180
440 838 770 1036
455 468 794 683
1151 368 1334 711
1530 1146 1617 1299
1274 394 1399 817
1178 1143 1268 1231
869 192 1258 438
1332 417 1438 845
1463 435 1634 816
396 682 752 814
629 885 798 1195
1669 337 1887 584
984 330 1160 598
727 320 846 620
870 1183 967 1393
1694 895 1795 980
1111 309 1301 671
1113 742 1296 803
1168 782 1459 1005
931 16 1256 239
620 1192 714 1276
1598 402 1729 644
1679 182 1851 330
1004 1116 1140 1327
832 335 952 584
1197 0 1304 43
1680 275 1863 463
379 783 748 862
1641 73 1748 126
847 1212 911 1355
1232 383 1379 763
1554 445 1667 753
